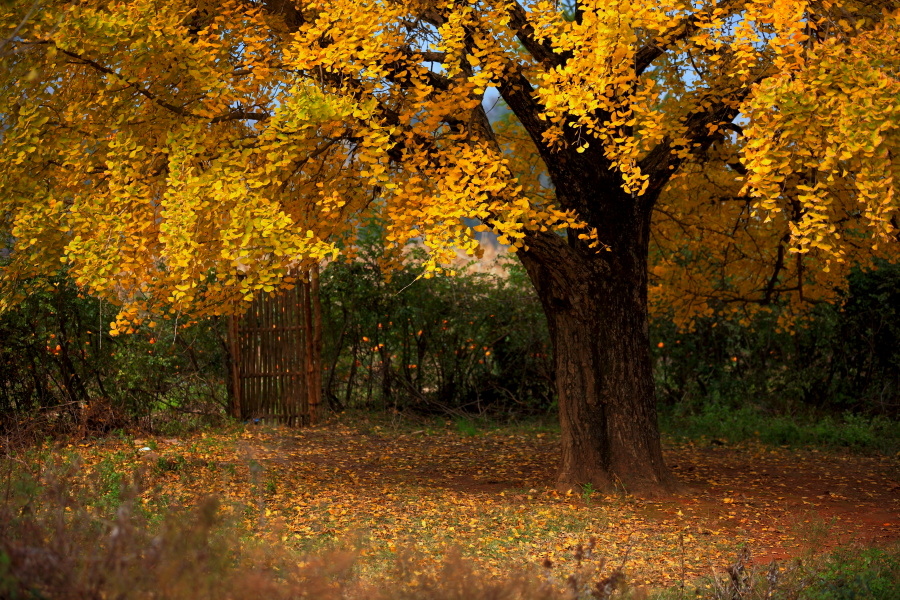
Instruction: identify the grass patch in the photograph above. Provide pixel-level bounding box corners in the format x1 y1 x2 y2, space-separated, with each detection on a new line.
659 403 900 454
654 544 900 600
454 416 481 437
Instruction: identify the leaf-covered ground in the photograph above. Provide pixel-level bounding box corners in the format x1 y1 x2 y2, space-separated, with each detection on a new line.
32 413 900 591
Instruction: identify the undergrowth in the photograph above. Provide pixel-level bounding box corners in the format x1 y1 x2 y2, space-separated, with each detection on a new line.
658 403 900 454
655 544 900 600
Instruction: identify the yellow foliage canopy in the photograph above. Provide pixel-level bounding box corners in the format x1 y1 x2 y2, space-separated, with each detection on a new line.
1 0 898 331
651 10 900 326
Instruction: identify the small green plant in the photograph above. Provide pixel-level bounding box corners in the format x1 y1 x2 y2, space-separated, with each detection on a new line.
155 455 187 474
95 454 126 511
793 512 838 551
0 550 15 599
454 417 479 437
580 482 596 505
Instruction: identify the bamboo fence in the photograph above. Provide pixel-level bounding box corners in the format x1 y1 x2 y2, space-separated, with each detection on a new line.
227 267 322 426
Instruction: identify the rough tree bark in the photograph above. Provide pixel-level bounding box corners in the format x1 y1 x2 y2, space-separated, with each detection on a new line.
519 183 674 495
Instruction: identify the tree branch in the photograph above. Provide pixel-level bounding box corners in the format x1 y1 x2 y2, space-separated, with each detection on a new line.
56 47 270 123
640 77 762 201
506 1 569 69
0 0 41 57
635 0 746 75
762 236 790 304
495 65 551 157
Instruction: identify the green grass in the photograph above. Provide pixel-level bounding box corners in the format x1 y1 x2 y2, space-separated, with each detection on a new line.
659 403 900 454
653 544 900 600
454 416 480 437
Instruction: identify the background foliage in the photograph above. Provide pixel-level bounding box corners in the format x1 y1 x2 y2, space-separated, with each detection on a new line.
2 256 898 434
319 242 553 418
652 261 900 420
0 266 228 437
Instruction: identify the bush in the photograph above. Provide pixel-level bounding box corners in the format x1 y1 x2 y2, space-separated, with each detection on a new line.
802 546 900 600
685 545 900 600
319 244 554 418
652 262 900 420
0 272 228 438
4 252 898 435
323 255 900 424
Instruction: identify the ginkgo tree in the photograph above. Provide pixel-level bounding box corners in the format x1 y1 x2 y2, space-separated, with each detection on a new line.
1 0 898 493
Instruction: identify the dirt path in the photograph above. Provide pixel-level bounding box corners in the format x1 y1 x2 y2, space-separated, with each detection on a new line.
666 442 900 562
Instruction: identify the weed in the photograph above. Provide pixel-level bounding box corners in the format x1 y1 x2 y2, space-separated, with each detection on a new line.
580 482 596 505
155 454 187 474
94 453 126 511
454 416 479 437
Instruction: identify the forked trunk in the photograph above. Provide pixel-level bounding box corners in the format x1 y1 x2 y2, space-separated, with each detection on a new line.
520 201 675 495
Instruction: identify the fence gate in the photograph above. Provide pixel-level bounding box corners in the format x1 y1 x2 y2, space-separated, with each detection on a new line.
227 267 322 426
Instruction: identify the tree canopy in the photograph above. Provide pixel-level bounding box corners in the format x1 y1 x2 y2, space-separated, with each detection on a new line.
649 6 900 326
2 0 896 325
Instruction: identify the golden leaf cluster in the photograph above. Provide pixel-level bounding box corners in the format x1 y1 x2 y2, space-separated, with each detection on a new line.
1 0 897 328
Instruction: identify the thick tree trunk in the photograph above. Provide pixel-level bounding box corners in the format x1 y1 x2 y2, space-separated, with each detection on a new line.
519 195 675 496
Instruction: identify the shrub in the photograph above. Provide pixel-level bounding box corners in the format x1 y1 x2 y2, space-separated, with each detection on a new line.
319 244 554 418
0 271 227 438
687 545 900 600
652 262 900 420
